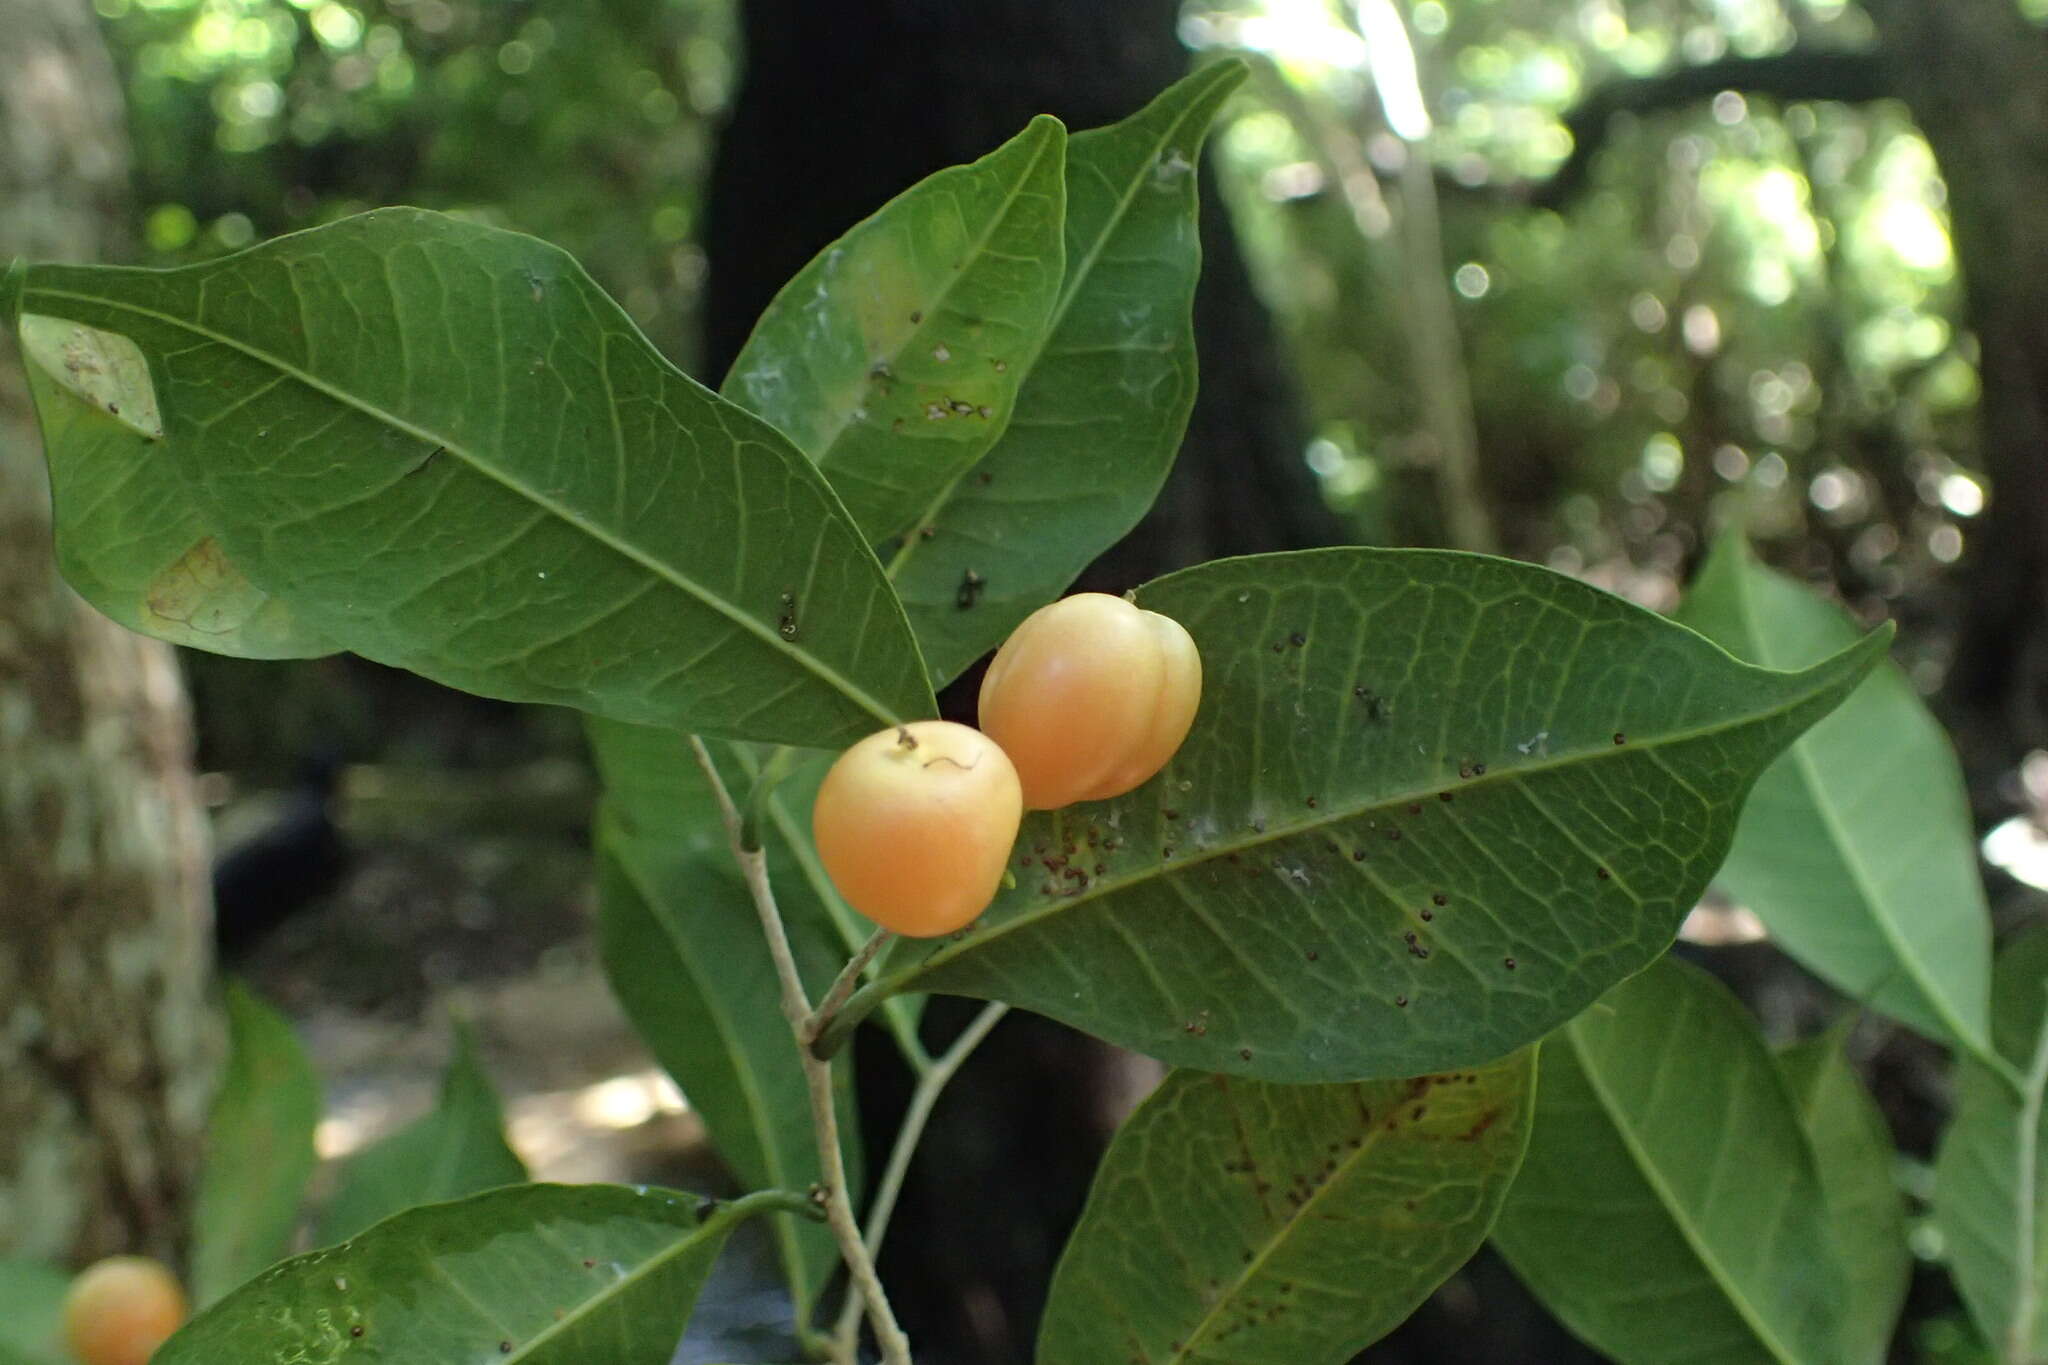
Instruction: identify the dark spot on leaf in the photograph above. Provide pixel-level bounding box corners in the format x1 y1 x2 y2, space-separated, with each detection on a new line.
1272 642 1284 653
350 1326 365 1339
696 1196 722 1218
1387 827 1402 842
1419 908 1434 922
919 526 936 540
978 469 993 484
1473 762 1487 776
1613 732 1627 745
910 310 923 323
500 1342 514 1354
583 1259 596 1269
956 569 985 610
1305 796 1318 809
1439 791 1453 802
1504 956 1517 970
1289 631 1306 647
1432 893 1447 906
1351 850 1366 862
1395 994 1408 1007
1596 866 1611 880
1239 1048 1253 1061
1306 949 1319 961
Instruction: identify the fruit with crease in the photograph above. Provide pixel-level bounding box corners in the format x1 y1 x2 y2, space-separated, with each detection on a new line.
813 720 1023 937
62 1256 187 1365
978 593 1202 810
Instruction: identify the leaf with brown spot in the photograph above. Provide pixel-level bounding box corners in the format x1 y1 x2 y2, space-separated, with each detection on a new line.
1036 1048 1534 1364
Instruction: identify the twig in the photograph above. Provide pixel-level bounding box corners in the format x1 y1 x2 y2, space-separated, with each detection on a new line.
687 737 913 1365
806 927 894 1044
832 1002 1011 1357
2008 985 2048 1365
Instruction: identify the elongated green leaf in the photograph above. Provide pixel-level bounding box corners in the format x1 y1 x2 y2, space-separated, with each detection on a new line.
723 116 1066 543
316 1021 528 1245
18 316 333 657
1037 1049 1533 1364
190 981 320 1306
1936 926 2048 1363
156 1184 811 1364
885 61 1247 686
18 209 933 748
0 1260 68 1365
828 548 1888 1083
595 821 854 1326
1494 958 1846 1365
1779 1031 1911 1365
1675 531 1992 1055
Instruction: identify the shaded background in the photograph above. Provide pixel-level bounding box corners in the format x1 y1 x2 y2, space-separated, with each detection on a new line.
16 0 2048 1360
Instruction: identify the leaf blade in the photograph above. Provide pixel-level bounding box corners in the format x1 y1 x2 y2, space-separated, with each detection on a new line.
1778 1032 1911 1365
315 1021 528 1245
190 981 321 1306
1036 1049 1534 1364
723 116 1068 544
22 209 933 747
1494 958 1847 1365
1674 531 1993 1054
888 60 1246 686
845 548 1888 1082
157 1184 809 1364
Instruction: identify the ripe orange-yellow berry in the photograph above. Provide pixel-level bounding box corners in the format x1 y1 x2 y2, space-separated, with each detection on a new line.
978 593 1202 810
62 1256 187 1365
813 720 1023 937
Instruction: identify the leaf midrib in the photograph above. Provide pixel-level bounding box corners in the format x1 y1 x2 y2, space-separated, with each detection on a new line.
1565 1023 1806 1365
25 281 904 730
877 646 1871 994
884 73 1226 585
1730 564 1991 1058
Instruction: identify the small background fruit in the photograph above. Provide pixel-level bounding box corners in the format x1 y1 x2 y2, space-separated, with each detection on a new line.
978 593 1202 810
62 1256 187 1365
813 720 1023 937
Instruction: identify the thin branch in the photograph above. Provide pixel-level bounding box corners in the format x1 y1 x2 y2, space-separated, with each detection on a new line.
1535 49 1887 208
806 927 893 1044
2008 985 2048 1365
832 1002 1011 1358
686 737 913 1365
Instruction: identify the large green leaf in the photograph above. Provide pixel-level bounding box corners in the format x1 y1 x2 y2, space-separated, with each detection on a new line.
595 819 854 1327
16 314 334 658
1674 531 1993 1055
1037 1048 1533 1364
885 60 1247 686
1779 1031 1911 1365
1936 925 2048 1363
723 117 1066 544
13 209 933 748
826 548 1887 1083
190 981 321 1306
315 1021 528 1245
1494 958 1846 1365
156 1184 811 1364
0 1260 68 1365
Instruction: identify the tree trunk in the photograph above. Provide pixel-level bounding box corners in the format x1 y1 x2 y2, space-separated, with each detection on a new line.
0 0 218 1268
1860 0 2048 796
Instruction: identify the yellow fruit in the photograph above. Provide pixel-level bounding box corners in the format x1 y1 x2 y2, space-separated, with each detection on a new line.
978 593 1202 810
813 720 1023 937
62 1256 187 1365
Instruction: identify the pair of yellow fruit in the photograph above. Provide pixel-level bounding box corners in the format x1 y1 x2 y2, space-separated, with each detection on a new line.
814 593 1203 938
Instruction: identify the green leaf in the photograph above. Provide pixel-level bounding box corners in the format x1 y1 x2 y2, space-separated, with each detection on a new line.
1674 530 1993 1055
18 316 333 657
1779 1031 1911 1365
885 61 1248 686
190 981 321 1307
1493 958 1847 1365
723 116 1066 544
830 548 1888 1083
0 1259 69 1365
595 820 854 1326
155 1184 812 1364
20 208 933 748
1936 925 2048 1363
1036 1048 1534 1364
315 1021 528 1245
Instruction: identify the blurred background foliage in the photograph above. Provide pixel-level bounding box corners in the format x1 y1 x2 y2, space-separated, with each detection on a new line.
100 0 1997 680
